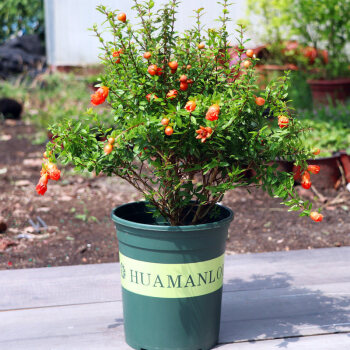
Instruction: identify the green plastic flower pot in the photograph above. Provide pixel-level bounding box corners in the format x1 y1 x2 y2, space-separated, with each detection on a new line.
111 201 233 350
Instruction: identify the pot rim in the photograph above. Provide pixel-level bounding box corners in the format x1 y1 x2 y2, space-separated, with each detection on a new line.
307 78 350 85
111 201 234 232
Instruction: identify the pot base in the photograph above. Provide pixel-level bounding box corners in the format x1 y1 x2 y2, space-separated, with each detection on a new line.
112 201 233 350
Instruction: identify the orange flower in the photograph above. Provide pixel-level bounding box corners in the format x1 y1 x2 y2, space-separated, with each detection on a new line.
166 90 178 99
278 115 289 128
117 12 126 22
156 67 163 76
148 64 158 76
168 61 178 70
146 93 158 101
196 126 213 143
97 86 109 99
206 104 220 121
180 82 188 91
104 143 113 155
310 212 323 222
307 165 320 174
91 93 105 106
43 162 61 181
91 86 109 106
185 100 196 112
255 97 265 106
301 171 311 189
36 173 48 195
112 49 122 57
48 164 61 181
165 126 173 136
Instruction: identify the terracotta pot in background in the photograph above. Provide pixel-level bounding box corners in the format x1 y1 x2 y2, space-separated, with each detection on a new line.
293 155 342 189
308 79 350 105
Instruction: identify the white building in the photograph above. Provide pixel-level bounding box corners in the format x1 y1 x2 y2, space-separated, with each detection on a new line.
44 0 249 66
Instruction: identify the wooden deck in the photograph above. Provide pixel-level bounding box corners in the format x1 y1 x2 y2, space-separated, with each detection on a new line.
1 247 350 349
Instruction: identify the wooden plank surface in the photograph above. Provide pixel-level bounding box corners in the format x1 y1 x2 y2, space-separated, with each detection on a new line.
1 247 349 310
1 247 350 349
215 333 350 349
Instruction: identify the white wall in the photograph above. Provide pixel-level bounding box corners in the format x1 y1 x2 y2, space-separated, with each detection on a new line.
44 0 250 66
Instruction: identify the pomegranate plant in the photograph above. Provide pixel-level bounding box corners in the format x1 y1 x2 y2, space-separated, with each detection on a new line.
37 0 322 225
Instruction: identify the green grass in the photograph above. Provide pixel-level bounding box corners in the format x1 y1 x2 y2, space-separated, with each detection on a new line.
297 102 350 157
0 72 113 141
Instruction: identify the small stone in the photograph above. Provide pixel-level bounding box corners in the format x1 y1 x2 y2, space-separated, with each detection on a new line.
4 119 17 126
23 159 43 167
17 233 35 240
15 180 32 187
36 207 50 213
7 228 20 235
12 209 27 217
0 134 12 141
59 195 73 202
47 226 58 234
23 226 36 234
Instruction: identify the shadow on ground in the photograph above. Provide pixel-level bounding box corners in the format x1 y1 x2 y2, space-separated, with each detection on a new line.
220 273 350 348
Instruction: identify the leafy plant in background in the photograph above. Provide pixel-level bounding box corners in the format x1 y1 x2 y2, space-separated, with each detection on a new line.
298 102 350 156
38 0 322 224
246 0 297 66
0 73 112 133
289 0 350 79
246 0 291 45
0 0 44 43
247 0 350 79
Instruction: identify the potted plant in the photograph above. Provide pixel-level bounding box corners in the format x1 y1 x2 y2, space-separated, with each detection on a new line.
295 103 350 189
35 1 323 349
287 0 350 105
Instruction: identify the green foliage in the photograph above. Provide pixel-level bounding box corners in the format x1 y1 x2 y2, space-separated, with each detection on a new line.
246 0 291 43
289 0 350 79
0 73 108 131
298 102 350 156
0 0 44 43
247 0 350 79
46 0 319 225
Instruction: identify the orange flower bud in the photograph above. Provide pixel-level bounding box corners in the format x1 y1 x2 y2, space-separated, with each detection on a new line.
36 173 48 195
310 212 323 222
278 115 289 128
166 90 178 99
255 97 265 106
301 171 311 189
206 104 220 121
307 165 320 174
45 162 61 181
185 100 196 112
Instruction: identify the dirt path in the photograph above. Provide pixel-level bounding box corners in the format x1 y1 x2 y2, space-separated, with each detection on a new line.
1 122 350 269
